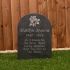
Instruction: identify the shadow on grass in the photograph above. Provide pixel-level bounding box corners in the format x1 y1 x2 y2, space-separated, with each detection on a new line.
0 53 17 60
0 51 70 70
0 51 70 61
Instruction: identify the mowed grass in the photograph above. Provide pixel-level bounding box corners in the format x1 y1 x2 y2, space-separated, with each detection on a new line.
0 51 70 70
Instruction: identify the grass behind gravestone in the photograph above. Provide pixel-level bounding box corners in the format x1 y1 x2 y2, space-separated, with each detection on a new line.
0 51 70 70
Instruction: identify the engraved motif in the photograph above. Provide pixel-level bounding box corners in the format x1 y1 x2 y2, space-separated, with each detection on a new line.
29 16 40 27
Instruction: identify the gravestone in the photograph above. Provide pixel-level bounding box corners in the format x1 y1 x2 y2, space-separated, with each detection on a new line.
18 13 52 59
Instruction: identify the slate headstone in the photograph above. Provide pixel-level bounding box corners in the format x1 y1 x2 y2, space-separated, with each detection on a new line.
18 13 52 59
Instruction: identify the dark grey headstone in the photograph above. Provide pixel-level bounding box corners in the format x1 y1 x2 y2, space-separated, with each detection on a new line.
18 13 52 59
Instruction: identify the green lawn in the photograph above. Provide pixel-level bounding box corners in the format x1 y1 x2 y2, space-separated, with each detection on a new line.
0 51 70 70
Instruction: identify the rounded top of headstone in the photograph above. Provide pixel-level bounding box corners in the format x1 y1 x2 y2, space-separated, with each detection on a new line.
18 13 51 30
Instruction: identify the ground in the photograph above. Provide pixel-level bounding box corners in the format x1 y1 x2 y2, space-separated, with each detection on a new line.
0 51 70 70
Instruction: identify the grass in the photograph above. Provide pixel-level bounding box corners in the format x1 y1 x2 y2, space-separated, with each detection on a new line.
0 51 70 70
